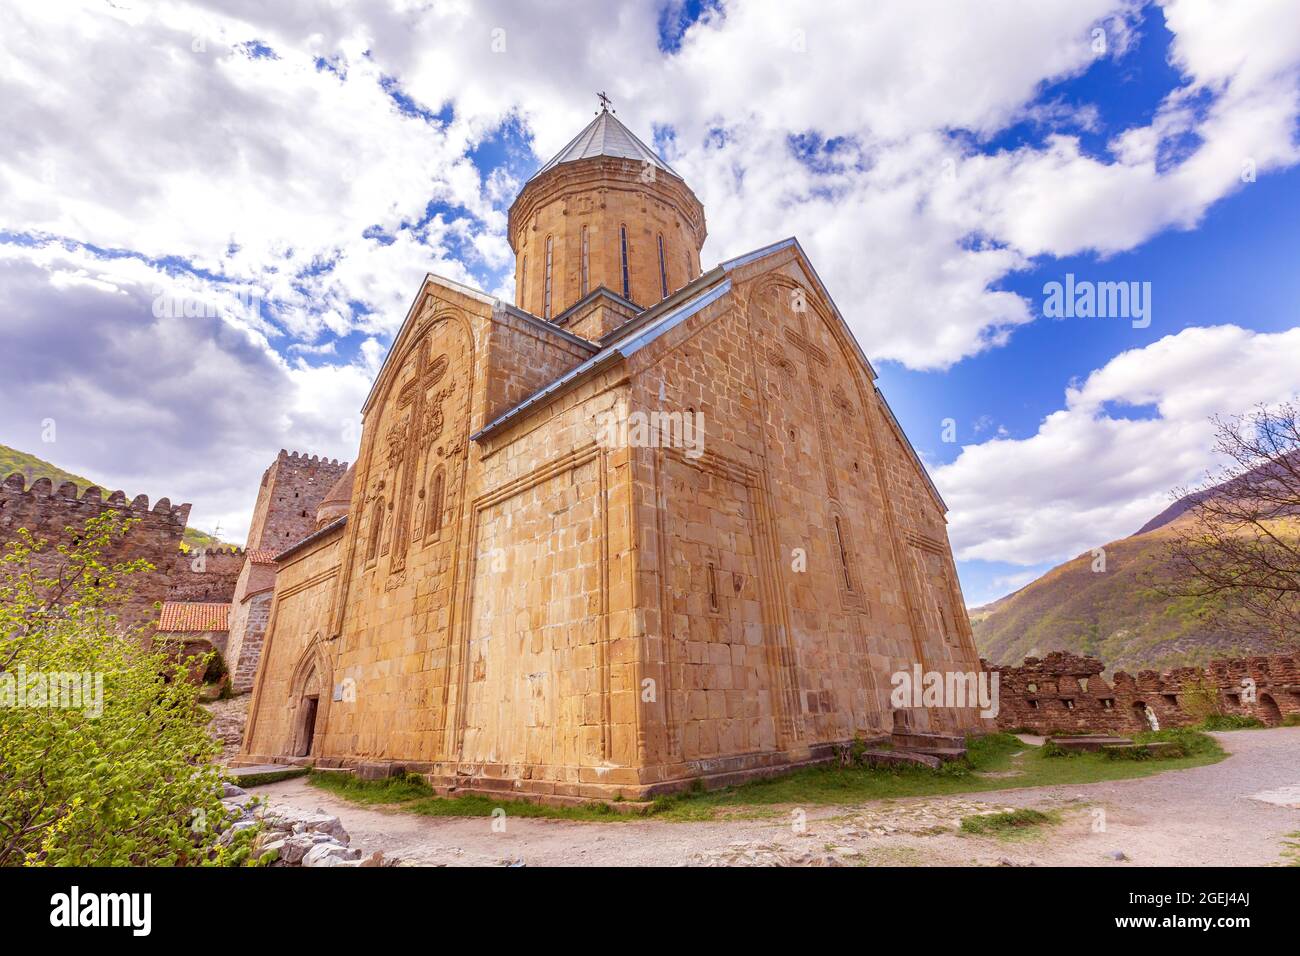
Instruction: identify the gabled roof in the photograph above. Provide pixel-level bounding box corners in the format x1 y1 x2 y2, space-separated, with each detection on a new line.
468 236 947 511
530 109 679 183
157 602 230 633
359 273 598 415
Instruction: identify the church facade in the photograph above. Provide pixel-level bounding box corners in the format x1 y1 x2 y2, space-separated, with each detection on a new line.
239 104 986 799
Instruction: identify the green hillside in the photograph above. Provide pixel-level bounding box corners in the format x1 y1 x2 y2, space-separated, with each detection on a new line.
971 518 1277 673
0 443 230 552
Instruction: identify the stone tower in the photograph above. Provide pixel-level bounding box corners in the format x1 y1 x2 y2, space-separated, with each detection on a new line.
243 450 349 552
507 102 707 337
225 450 348 693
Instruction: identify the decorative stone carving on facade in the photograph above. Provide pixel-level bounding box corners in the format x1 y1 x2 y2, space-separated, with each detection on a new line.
389 342 452 575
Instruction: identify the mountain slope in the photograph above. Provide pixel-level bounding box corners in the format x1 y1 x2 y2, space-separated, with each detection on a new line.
970 483 1290 672
0 444 229 551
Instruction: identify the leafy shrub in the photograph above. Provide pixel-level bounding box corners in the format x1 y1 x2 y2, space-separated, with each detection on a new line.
0 513 240 865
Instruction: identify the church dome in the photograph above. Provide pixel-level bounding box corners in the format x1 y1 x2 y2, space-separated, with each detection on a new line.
315 462 355 529
508 98 706 324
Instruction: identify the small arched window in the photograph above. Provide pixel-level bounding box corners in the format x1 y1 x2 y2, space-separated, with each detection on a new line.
580 225 590 296
520 255 527 306
366 495 385 562
657 233 668 299
426 468 445 538
619 224 630 299
543 235 554 319
833 515 854 592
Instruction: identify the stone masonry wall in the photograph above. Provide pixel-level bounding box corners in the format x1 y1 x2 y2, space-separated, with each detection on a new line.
244 450 348 553
0 472 237 629
985 651 1300 733
167 546 246 603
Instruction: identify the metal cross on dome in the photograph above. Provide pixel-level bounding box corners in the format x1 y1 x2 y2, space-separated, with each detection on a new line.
596 90 613 113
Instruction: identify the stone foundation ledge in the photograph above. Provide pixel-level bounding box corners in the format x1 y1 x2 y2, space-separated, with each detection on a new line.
227 734 974 803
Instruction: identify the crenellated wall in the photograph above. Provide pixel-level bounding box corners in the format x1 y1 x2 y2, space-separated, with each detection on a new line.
984 651 1300 734
0 471 237 629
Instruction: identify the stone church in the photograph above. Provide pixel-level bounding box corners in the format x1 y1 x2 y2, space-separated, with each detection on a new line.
238 103 986 799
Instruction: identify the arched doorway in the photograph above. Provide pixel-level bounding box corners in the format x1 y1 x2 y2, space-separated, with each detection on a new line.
294 664 321 757
1258 693 1283 727
1133 700 1159 731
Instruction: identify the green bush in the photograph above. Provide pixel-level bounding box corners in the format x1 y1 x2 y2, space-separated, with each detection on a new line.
0 513 242 865
1041 741 1080 758
1199 714 1264 731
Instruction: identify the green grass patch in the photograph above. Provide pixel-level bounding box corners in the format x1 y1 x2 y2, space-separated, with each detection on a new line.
307 730 1226 823
229 767 308 787
960 807 1054 836
1282 714 1300 727
306 770 641 822
307 771 436 804
1199 714 1265 731
1282 832 1300 867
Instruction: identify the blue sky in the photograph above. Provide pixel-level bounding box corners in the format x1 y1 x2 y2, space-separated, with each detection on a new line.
1 0 1298 606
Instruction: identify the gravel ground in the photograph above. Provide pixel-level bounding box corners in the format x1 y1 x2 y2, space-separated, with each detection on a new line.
252 727 1300 867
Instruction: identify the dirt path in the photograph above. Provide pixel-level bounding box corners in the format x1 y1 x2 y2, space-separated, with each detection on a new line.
252 727 1300 866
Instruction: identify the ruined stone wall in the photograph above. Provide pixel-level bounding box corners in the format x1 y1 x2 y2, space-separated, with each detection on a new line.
1 473 195 629
166 546 246 603
244 450 348 553
985 651 1300 734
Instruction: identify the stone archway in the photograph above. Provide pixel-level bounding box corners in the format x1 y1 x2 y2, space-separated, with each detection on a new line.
1258 693 1283 727
294 666 320 757
287 636 331 759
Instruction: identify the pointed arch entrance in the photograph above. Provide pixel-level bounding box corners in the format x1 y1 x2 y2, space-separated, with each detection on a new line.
288 636 332 759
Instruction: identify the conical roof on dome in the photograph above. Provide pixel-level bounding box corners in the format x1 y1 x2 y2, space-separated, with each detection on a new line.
530 108 680 182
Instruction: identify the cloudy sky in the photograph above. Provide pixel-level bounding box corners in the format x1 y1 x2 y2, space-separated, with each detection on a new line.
2 0 1298 605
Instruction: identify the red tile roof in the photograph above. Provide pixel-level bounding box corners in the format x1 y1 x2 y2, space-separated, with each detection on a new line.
157 602 230 633
247 548 279 565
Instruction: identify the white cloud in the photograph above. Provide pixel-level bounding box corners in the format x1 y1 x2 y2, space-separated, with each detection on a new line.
4 0 1300 538
934 325 1300 566
0 245 370 543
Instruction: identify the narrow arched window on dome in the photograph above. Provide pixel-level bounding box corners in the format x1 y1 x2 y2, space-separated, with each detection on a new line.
620 224 630 299
581 225 590 296
544 235 554 319
520 255 527 307
657 233 668 299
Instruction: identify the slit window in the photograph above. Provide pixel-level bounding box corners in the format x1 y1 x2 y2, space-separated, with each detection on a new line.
657 233 668 299
581 225 589 295
544 235 554 319
620 224 630 299
707 562 718 612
